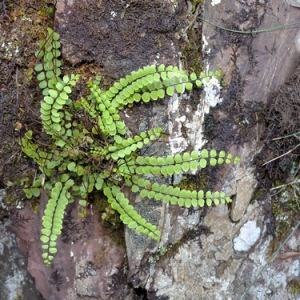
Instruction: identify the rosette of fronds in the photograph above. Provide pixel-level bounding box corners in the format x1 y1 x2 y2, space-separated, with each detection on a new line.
21 28 240 267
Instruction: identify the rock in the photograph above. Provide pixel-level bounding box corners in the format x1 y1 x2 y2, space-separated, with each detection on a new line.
233 220 261 252
10 190 128 300
129 0 300 298
0 232 44 300
55 0 182 78
51 0 300 298
0 189 44 300
230 165 258 222
286 0 300 8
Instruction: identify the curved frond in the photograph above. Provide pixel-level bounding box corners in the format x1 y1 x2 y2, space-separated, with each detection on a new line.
103 184 160 240
129 176 232 208
105 128 163 161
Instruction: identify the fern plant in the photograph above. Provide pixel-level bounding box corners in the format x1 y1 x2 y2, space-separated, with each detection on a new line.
22 28 240 267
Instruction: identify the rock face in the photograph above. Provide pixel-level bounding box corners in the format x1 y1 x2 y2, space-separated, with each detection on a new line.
3 0 300 299
12 190 128 300
0 189 44 300
0 232 43 300
128 0 300 298
55 0 182 78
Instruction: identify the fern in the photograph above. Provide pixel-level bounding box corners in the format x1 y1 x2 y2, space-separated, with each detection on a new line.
21 28 240 267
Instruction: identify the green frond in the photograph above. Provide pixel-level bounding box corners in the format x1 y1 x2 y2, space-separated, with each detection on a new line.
105 128 162 161
103 184 160 240
131 176 232 208
40 179 74 267
80 97 97 118
133 149 236 176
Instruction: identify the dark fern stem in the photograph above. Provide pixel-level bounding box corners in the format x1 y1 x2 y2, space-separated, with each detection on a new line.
49 269 63 292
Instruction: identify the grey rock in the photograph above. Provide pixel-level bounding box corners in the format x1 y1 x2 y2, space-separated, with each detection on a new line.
0 209 44 300
286 0 300 8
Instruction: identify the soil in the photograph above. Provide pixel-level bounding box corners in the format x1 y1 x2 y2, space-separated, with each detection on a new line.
55 0 186 78
0 1 56 210
259 63 300 184
0 3 58 298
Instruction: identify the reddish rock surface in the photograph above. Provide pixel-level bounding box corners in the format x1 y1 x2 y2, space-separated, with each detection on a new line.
11 190 127 300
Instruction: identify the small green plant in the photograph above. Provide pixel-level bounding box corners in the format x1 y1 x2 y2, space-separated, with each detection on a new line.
22 28 240 267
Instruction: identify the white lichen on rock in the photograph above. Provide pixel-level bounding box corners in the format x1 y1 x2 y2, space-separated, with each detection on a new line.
234 220 261 252
167 74 222 154
211 0 222 6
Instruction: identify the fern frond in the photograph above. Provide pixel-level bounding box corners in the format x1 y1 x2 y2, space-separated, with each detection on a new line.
21 130 39 160
107 65 186 109
103 184 160 240
40 178 74 267
35 29 80 137
105 128 162 161
80 97 97 119
86 80 126 137
129 176 231 208
133 149 240 176
82 63 220 138
35 28 62 83
40 77 77 136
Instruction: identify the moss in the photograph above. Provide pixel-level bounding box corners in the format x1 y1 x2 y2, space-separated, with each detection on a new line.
251 188 266 201
179 30 204 75
101 205 122 229
270 185 300 250
159 239 183 261
91 191 126 248
175 171 210 192
190 0 205 13
178 1 205 75
37 7 54 18
288 279 300 297
91 192 121 229
148 239 182 263
13 293 22 300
